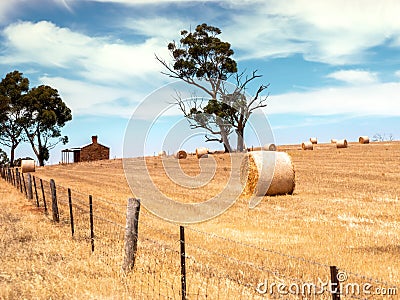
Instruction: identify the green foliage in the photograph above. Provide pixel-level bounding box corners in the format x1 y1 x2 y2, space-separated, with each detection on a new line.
158 24 269 152
167 23 237 81
24 85 72 166
0 71 72 166
0 148 9 167
0 70 30 166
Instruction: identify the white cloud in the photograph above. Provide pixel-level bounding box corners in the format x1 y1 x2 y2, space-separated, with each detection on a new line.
123 17 187 42
395 70 400 78
39 76 146 117
326 70 379 85
1 21 169 85
222 0 400 64
104 0 400 65
266 82 400 116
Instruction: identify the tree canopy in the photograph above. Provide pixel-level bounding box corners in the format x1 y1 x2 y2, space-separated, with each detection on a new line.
0 70 72 166
157 23 268 152
0 148 9 167
0 70 30 166
23 85 72 166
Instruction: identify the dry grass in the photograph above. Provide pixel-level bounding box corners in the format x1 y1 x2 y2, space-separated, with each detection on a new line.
1 141 400 299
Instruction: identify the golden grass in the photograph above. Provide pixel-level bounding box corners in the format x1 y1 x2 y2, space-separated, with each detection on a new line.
1 141 400 298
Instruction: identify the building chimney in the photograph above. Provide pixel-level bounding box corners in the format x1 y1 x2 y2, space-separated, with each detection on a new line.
92 135 98 144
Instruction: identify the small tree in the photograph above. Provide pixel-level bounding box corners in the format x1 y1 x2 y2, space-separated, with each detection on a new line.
0 70 29 166
156 23 269 152
23 85 72 166
372 133 394 142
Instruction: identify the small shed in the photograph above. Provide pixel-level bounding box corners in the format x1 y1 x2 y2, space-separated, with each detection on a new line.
61 136 110 163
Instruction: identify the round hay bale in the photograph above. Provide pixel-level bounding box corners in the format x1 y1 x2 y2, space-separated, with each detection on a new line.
196 147 209 159
359 136 369 144
310 137 318 144
302 141 313 150
199 154 208 159
21 160 35 173
336 139 348 148
158 150 166 157
240 151 295 196
331 139 337 143
247 146 261 152
262 143 277 151
174 150 187 159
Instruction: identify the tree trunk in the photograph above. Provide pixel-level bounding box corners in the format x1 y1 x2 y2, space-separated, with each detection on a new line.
10 144 16 167
38 155 45 167
221 129 232 153
236 126 244 152
37 129 45 166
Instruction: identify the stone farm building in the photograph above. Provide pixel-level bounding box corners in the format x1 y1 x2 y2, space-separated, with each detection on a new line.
61 136 110 163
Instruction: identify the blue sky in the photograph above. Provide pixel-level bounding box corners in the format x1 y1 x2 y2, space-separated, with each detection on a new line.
1 0 399 163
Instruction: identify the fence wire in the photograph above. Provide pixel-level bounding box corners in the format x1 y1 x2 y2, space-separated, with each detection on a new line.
1 167 399 299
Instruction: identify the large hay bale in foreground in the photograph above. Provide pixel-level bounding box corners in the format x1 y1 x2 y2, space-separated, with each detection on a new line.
302 141 314 150
310 137 318 144
174 150 187 159
240 151 295 196
359 136 369 144
336 139 348 148
196 147 208 159
21 160 35 173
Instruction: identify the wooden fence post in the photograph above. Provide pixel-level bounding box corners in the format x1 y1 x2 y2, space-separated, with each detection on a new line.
7 168 11 183
18 171 23 193
122 198 141 272
15 168 20 189
12 169 16 186
33 176 39 207
50 179 59 222
89 195 94 252
68 188 74 237
40 179 47 213
330 266 341 300
8 168 12 184
22 173 27 197
27 173 33 200
180 226 187 300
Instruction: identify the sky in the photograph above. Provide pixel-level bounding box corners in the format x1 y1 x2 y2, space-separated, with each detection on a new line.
0 0 399 163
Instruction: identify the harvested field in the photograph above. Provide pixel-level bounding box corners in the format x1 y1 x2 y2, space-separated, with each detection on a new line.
1 141 400 298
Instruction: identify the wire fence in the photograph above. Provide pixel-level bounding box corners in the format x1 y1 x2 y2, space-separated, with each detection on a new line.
1 166 399 299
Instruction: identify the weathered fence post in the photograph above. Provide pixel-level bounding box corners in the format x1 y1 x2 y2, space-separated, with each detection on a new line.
68 188 74 237
8 168 11 183
15 168 20 189
89 195 94 252
40 179 47 213
8 168 12 184
27 173 33 200
22 173 27 197
122 198 141 272
330 266 341 300
50 179 59 222
33 176 40 207
180 226 187 300
18 171 23 193
11 169 15 187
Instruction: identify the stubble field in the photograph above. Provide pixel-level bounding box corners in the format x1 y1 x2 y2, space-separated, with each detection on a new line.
1 141 399 299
